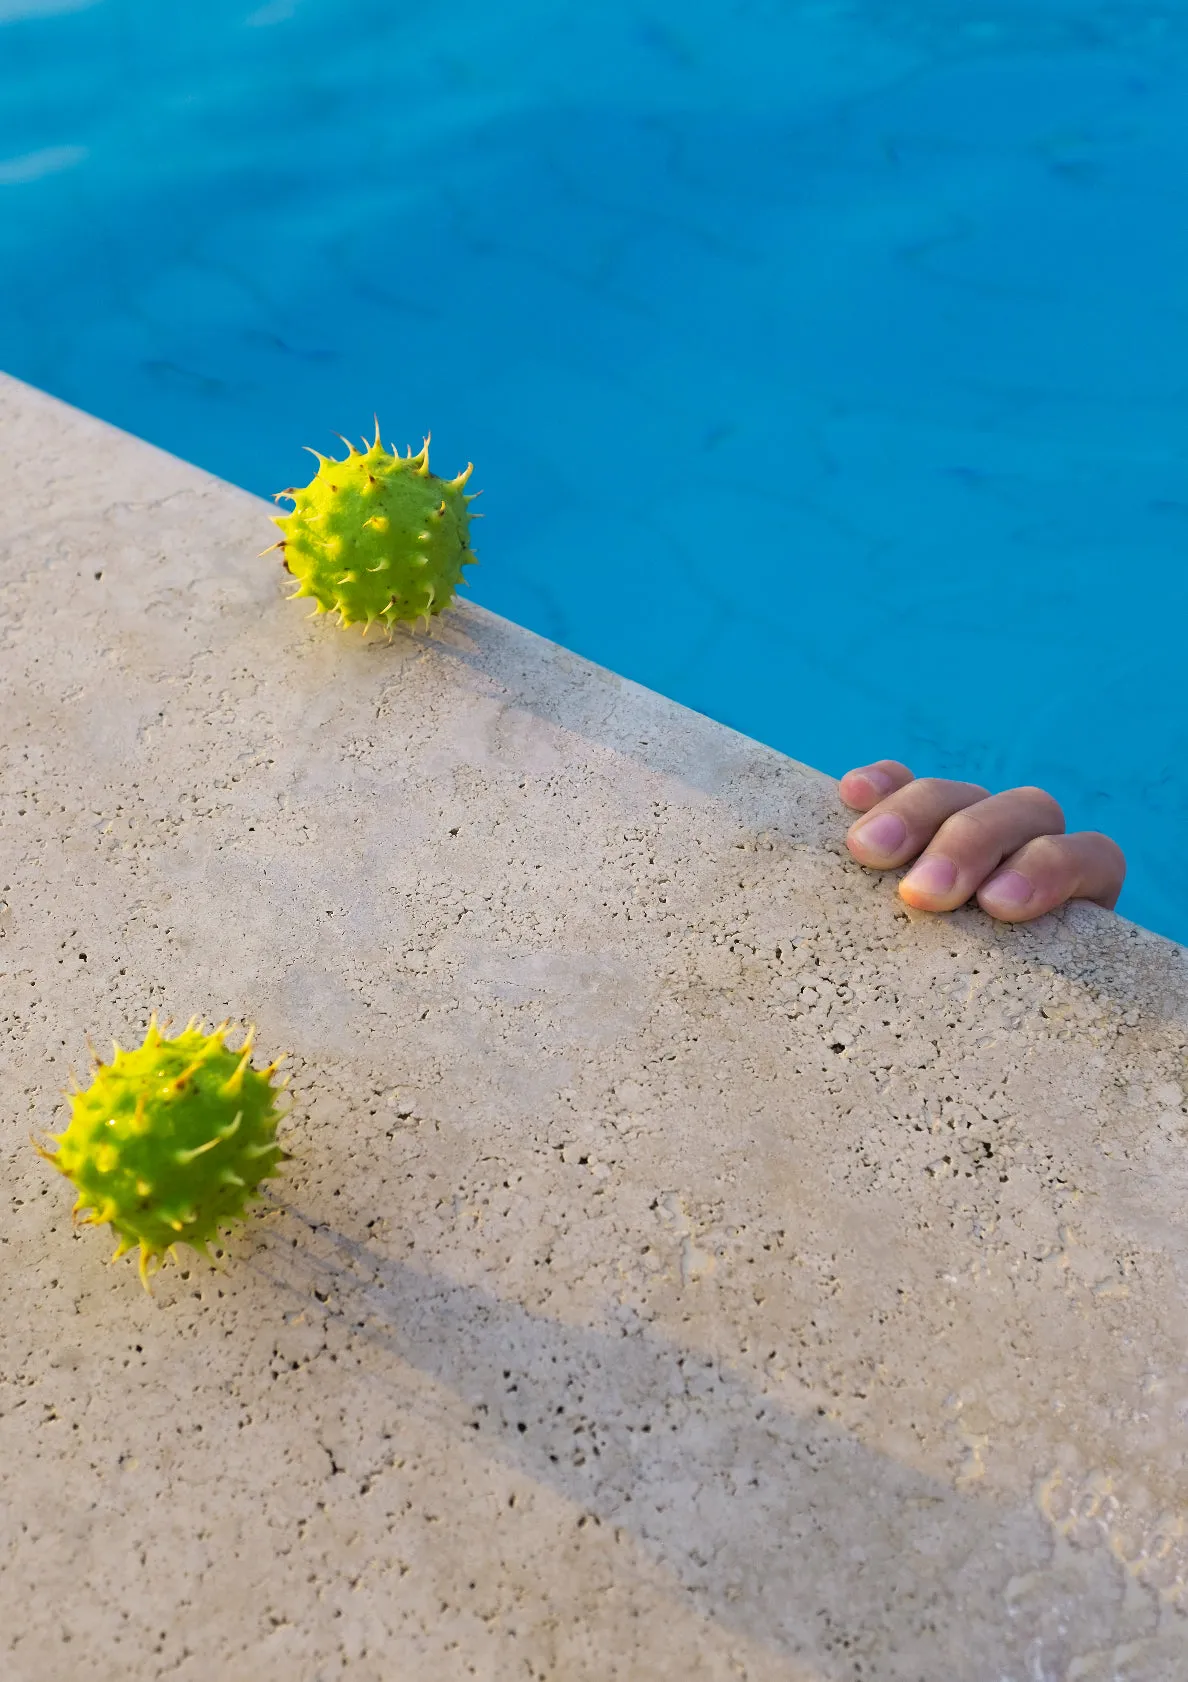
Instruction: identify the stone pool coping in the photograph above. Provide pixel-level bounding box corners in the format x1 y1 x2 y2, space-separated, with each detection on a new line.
2 371 1187 1680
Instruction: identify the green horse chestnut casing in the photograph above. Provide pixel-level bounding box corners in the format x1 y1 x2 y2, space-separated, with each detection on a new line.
37 1018 290 1289
268 422 477 631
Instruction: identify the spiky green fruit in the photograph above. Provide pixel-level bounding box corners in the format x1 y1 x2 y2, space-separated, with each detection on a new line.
268 422 477 631
37 1018 289 1289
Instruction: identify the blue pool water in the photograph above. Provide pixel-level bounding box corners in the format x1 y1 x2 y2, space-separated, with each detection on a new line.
2 0 1186 943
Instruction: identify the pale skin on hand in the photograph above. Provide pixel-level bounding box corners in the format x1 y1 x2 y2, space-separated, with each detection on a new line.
840 760 1126 923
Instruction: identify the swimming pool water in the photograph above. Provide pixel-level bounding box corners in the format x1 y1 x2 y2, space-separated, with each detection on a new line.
3 0 1186 944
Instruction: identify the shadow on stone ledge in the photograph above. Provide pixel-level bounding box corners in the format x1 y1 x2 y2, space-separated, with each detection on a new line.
249 1200 1140 1681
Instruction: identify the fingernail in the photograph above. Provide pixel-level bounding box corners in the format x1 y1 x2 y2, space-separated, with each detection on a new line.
980 869 1034 909
852 812 907 856
901 854 959 897
861 767 895 797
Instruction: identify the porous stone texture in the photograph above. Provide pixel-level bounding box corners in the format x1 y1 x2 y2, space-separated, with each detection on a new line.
1 371 1187 1682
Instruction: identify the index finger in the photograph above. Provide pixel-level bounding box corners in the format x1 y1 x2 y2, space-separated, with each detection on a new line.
839 760 915 812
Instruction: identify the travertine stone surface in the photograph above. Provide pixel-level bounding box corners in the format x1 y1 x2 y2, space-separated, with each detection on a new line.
2 371 1187 1682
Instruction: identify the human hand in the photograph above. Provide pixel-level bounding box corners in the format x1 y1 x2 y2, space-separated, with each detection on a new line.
840 760 1125 922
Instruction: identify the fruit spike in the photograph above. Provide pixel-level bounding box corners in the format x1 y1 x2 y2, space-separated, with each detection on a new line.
268 419 478 632
36 1016 290 1290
